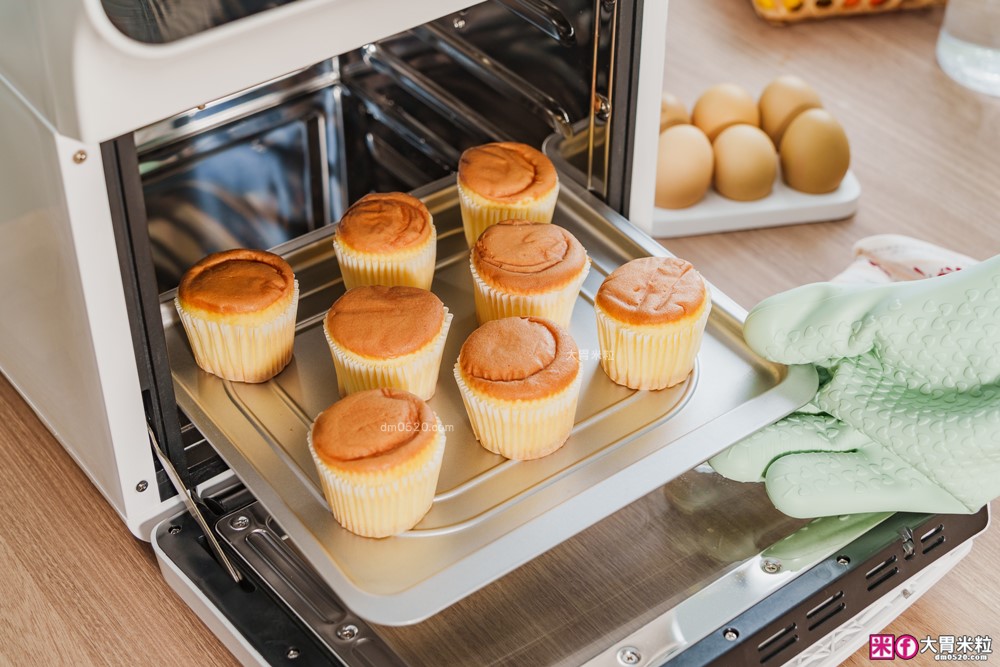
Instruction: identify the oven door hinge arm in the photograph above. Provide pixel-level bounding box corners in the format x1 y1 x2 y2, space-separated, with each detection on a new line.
147 424 243 583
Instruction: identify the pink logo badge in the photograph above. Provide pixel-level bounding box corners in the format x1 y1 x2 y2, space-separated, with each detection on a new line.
870 634 896 660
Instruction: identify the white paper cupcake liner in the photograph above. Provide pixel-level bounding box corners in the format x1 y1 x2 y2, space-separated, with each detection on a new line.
454 365 582 460
175 281 299 383
470 257 590 328
324 310 453 401
308 421 446 538
595 299 711 390
332 227 436 290
457 180 560 247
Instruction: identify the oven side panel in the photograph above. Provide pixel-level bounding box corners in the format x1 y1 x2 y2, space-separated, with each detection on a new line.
0 77 160 537
624 0 667 232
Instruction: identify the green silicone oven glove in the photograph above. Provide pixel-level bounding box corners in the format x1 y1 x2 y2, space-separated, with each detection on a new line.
709 254 1000 518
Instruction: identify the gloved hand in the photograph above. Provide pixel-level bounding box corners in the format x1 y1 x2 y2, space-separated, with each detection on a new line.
709 254 1000 518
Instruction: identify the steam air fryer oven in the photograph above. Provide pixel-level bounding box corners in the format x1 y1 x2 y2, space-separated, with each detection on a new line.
0 0 987 665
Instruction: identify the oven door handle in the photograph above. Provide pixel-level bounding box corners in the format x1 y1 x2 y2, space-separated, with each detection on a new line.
148 424 243 583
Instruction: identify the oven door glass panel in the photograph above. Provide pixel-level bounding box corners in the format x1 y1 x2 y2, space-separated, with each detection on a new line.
371 468 808 665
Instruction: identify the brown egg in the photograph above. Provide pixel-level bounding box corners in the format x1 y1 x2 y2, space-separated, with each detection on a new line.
691 84 759 141
655 125 714 209
660 93 690 133
713 125 777 202
780 109 850 194
759 75 823 146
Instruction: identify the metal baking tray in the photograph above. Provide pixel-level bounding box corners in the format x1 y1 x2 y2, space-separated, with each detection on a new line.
162 175 817 625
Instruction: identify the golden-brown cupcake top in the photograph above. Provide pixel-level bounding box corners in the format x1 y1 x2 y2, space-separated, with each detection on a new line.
325 286 445 358
596 257 707 326
311 388 439 473
458 142 558 204
336 192 432 254
458 317 579 401
177 249 295 316
472 220 588 294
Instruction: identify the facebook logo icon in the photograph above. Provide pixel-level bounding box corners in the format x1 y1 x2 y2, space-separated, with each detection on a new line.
895 635 919 659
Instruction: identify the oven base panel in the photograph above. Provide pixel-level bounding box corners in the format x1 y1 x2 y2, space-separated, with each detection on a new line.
153 510 349 667
669 508 989 667
153 496 988 667
787 540 973 667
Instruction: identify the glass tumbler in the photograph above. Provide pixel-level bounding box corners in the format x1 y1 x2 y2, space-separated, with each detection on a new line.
937 0 1000 97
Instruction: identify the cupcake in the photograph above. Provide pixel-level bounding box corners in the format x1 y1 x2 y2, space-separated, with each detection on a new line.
176 249 298 383
324 286 452 400
595 257 711 390
457 142 559 247
455 317 581 460
332 192 436 290
308 388 446 538
470 220 590 328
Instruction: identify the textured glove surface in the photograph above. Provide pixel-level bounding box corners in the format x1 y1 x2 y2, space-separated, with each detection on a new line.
710 255 1000 517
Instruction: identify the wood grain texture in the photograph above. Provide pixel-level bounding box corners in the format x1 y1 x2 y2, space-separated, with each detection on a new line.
0 377 238 667
1 1 998 665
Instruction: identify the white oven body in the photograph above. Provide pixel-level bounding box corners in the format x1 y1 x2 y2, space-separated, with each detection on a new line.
0 0 667 538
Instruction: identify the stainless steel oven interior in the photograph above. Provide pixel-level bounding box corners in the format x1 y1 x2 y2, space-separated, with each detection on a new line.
100 1 988 665
110 0 638 528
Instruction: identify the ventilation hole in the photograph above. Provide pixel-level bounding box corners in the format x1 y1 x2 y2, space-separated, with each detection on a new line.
806 591 844 619
865 554 897 580
807 602 846 632
920 524 944 543
758 623 796 653
922 535 946 555
866 566 899 592
760 635 799 664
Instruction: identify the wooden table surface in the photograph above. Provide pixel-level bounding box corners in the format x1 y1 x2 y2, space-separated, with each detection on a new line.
1 1 999 665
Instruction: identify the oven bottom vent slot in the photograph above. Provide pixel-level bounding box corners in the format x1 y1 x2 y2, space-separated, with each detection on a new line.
757 623 798 664
920 524 947 555
865 554 900 592
805 591 846 632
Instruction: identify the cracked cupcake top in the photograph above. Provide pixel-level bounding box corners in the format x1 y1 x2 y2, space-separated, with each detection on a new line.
596 257 708 326
458 316 579 401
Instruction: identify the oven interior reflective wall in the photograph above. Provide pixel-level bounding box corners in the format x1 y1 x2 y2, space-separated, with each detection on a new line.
136 0 612 293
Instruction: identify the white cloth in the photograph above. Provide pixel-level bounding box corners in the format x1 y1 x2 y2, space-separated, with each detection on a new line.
830 234 978 284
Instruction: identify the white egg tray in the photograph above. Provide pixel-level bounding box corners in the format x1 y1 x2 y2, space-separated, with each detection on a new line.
650 167 861 238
